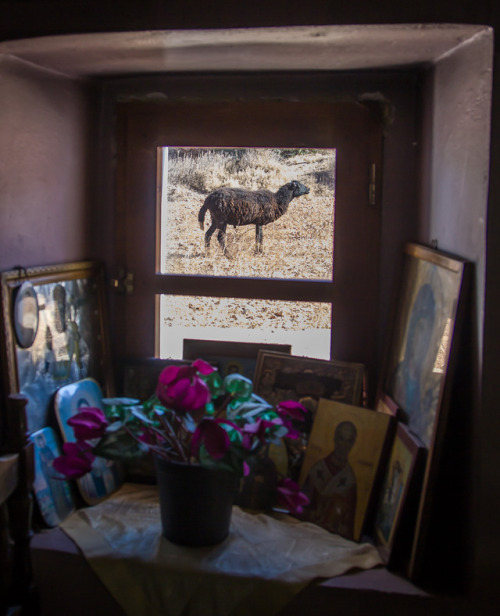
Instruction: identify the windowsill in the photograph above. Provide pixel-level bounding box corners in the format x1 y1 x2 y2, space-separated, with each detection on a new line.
31 525 430 616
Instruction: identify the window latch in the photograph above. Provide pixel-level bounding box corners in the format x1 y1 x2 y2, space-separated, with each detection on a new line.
111 269 134 294
369 163 377 206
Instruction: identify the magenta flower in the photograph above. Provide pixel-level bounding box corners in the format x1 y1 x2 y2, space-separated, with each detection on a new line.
67 407 108 441
276 400 308 422
53 442 95 479
241 418 283 448
281 420 302 440
191 359 215 375
191 418 239 460
156 365 211 414
276 478 310 515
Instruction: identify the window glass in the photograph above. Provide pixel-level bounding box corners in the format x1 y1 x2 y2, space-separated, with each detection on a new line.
159 294 332 360
159 147 335 280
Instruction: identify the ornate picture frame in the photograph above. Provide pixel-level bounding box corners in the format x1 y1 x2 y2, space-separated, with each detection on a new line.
378 242 471 579
254 351 365 410
254 351 366 481
0 261 113 434
183 339 292 381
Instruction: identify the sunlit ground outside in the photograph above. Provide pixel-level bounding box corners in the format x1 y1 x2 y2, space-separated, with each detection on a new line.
159 295 332 360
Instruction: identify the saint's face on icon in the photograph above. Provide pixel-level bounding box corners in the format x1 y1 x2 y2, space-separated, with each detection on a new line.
333 421 357 461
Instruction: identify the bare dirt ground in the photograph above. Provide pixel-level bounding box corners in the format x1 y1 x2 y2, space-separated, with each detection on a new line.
160 148 335 344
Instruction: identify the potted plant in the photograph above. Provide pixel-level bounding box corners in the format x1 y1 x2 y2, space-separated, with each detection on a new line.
53 359 310 546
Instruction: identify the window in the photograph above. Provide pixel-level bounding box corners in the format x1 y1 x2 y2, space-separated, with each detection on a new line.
115 99 382 386
158 146 335 359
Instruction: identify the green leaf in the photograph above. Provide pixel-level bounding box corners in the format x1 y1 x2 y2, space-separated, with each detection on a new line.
93 429 148 461
102 397 140 406
224 374 253 409
204 371 225 397
198 445 241 475
130 406 157 425
106 420 125 433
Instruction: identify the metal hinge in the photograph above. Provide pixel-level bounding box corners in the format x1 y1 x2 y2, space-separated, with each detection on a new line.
111 268 134 294
369 163 377 206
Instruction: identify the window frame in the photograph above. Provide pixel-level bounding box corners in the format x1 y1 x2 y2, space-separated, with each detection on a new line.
115 100 383 391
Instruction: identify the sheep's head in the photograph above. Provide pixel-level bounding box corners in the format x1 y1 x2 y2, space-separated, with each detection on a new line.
288 180 310 198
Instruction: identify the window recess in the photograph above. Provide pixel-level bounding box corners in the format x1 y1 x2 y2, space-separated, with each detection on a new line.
115 100 383 389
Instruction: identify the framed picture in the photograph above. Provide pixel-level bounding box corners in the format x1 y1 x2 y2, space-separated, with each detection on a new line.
54 378 122 505
376 392 400 418
378 242 471 579
254 351 365 481
254 351 365 410
183 339 292 381
381 243 469 447
372 423 426 566
298 398 392 542
0 261 113 434
31 426 76 527
120 357 189 401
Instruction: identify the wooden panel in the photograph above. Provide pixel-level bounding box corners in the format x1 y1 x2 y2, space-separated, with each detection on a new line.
0 454 18 505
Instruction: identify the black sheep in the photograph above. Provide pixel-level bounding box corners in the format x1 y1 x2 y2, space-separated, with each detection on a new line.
198 180 310 255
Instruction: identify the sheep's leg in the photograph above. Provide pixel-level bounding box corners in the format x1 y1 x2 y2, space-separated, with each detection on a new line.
255 225 263 254
217 223 231 257
204 221 217 253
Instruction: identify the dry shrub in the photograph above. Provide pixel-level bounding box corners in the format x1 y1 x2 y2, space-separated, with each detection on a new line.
225 149 286 189
167 148 334 195
167 150 233 194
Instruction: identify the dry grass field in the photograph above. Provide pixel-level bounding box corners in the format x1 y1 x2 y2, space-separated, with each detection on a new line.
160 148 335 346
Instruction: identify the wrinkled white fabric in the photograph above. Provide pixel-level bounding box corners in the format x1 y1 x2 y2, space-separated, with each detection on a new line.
61 483 382 616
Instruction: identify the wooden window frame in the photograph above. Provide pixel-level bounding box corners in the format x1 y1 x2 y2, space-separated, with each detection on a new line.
115 100 383 393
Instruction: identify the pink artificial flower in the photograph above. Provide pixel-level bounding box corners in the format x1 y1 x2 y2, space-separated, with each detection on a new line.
52 442 95 479
191 418 237 460
281 420 302 440
276 477 310 515
67 407 108 441
241 418 283 448
156 365 211 414
276 400 308 422
191 359 215 375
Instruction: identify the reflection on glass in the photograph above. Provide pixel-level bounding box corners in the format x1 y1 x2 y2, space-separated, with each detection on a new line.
159 147 335 280
433 318 451 373
159 295 332 360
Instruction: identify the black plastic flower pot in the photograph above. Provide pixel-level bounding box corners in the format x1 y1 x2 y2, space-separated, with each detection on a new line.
155 456 239 547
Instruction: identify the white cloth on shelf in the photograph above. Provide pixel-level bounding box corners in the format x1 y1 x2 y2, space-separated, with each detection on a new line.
61 483 382 616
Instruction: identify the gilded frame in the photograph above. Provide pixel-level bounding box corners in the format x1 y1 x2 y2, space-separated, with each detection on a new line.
0 261 113 434
378 242 470 579
299 398 392 542
183 339 292 381
253 350 365 481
